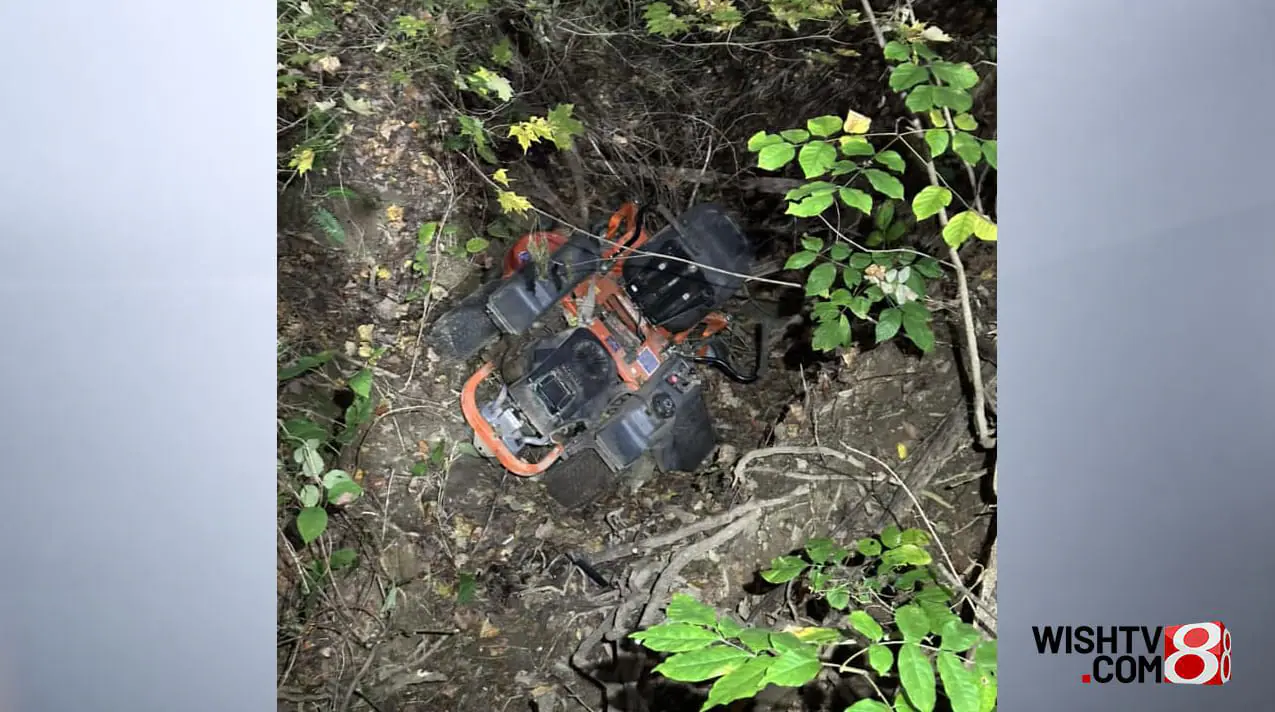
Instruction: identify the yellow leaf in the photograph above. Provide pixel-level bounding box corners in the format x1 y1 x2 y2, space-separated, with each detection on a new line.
497 190 532 216
385 204 404 223
507 117 552 153
492 168 510 186
897 442 909 460
479 618 501 638
357 344 373 358
376 266 391 280
357 324 374 342
291 147 315 175
842 109 872 135
973 214 997 241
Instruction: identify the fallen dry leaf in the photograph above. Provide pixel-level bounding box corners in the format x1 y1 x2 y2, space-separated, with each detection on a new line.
479 618 501 638
385 204 405 224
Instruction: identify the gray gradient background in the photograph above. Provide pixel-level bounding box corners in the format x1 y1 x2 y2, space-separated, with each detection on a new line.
0 1 1270 711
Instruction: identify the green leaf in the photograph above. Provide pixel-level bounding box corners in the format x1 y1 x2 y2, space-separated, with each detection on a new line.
924 129 949 158
942 211 978 249
761 555 808 584
889 62 930 91
780 128 811 143
667 593 719 627
787 192 835 218
653 644 752 682
806 263 837 296
848 252 872 270
806 115 843 137
801 236 824 251
328 548 357 570
465 237 490 254
702 655 774 710
911 186 952 221
278 351 333 381
856 537 881 556
929 61 979 90
881 525 902 548
937 652 981 712
905 85 935 112
883 40 911 61
839 187 873 215
805 537 839 564
895 692 918 712
846 701 891 712
715 616 743 639
825 587 850 610
839 136 875 156
748 131 785 151
897 642 937 712
863 169 904 200
894 604 931 641
903 313 935 353
874 150 906 173
546 104 585 150
313 207 346 245
850 611 885 642
791 627 843 644
456 571 478 603
829 160 858 177
847 295 870 319
282 418 327 443
785 250 818 270
769 632 808 655
297 506 328 545
298 484 320 508
798 141 838 179
875 201 895 229
881 543 932 569
895 568 934 591
974 641 997 674
982 140 997 169
953 113 978 131
867 644 894 677
631 623 722 652
939 619 981 653
979 674 998 712
829 243 851 261
348 369 373 399
900 528 931 546
327 479 364 506
914 257 942 279
875 307 903 343
737 628 772 653
761 648 821 688
932 86 973 113
758 142 797 170
952 132 982 165
920 600 960 633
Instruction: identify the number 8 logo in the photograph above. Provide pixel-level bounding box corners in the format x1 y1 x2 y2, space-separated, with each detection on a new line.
1164 622 1231 684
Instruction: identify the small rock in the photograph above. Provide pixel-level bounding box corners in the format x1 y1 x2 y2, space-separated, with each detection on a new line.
374 297 408 322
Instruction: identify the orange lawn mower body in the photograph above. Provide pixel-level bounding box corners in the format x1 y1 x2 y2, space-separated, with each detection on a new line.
427 202 765 507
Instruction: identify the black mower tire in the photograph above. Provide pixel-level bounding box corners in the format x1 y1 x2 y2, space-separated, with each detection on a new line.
425 279 503 363
542 451 655 509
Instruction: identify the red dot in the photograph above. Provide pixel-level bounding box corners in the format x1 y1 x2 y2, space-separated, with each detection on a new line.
1082 674 1091 684
1184 628 1210 647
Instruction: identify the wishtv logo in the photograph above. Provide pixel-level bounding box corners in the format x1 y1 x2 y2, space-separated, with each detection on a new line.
1033 622 1231 685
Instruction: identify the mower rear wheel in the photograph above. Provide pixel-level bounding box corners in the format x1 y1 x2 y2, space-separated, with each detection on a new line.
425 279 503 363
542 450 653 509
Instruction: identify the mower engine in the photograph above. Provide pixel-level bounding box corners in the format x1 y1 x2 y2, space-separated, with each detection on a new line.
427 202 758 507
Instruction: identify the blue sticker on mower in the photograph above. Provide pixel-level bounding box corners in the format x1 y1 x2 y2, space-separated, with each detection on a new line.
636 347 660 376
604 336 620 352
517 250 531 264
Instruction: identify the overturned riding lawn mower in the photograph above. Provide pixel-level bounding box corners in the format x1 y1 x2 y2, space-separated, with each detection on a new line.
426 202 778 509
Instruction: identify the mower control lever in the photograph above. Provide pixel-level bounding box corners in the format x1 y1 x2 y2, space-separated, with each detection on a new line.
691 321 769 385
